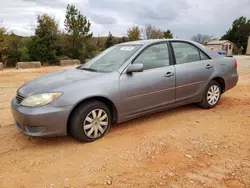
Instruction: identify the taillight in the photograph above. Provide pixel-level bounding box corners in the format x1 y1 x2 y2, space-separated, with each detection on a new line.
234 59 238 69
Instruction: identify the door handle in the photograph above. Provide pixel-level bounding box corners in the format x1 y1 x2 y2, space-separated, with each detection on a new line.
206 64 213 69
165 72 174 77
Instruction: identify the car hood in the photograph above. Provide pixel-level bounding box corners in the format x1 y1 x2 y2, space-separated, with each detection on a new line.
18 67 104 96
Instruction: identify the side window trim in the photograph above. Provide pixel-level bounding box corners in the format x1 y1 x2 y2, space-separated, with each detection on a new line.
198 50 202 60
170 41 211 65
168 41 176 65
166 41 175 66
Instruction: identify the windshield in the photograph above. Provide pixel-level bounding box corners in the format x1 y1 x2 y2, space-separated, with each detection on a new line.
81 45 142 72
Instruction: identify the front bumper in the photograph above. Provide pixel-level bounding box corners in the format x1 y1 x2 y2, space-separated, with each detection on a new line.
11 98 73 137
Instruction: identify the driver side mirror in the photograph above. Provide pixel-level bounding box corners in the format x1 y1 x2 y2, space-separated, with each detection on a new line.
126 63 144 73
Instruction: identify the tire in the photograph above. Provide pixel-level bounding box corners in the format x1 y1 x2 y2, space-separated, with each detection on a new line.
198 80 221 109
69 100 112 142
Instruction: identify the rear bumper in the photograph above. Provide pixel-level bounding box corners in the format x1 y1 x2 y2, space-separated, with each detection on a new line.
11 98 73 137
225 73 239 91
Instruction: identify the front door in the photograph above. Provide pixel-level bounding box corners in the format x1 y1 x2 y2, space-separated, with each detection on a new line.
119 42 176 119
170 41 215 102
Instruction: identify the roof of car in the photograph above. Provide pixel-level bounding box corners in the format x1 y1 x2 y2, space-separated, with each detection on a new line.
117 39 221 59
118 39 193 46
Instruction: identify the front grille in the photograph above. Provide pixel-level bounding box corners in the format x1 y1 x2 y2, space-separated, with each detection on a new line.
16 93 25 104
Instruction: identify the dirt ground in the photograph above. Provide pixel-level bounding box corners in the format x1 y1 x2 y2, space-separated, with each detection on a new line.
0 57 250 188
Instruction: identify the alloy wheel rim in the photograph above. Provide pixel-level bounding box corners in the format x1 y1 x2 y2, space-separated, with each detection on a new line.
207 85 220 106
83 109 109 139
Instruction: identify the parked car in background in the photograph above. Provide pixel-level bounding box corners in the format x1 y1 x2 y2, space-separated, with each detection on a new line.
11 39 239 142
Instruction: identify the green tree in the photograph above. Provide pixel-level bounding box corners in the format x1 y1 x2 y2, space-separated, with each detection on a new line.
6 35 19 66
105 32 114 49
6 34 30 67
0 27 8 65
28 14 59 64
221 16 250 54
127 26 141 41
18 46 30 61
163 30 173 39
64 4 93 60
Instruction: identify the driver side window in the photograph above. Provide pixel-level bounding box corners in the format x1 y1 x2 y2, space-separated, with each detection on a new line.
133 43 170 70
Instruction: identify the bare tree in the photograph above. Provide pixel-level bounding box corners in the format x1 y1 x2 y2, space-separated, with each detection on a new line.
143 24 164 39
191 33 215 44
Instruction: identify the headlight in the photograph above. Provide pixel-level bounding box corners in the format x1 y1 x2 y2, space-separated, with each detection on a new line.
20 93 62 107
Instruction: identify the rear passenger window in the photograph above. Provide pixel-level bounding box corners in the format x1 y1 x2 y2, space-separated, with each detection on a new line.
172 42 200 64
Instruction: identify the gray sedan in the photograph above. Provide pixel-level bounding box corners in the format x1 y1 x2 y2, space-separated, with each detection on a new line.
11 39 239 142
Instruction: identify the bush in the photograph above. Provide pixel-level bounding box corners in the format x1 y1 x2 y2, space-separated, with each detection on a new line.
18 46 30 61
92 50 101 57
233 45 243 55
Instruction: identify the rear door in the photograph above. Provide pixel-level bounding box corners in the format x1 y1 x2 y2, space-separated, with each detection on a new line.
170 41 214 102
119 42 176 118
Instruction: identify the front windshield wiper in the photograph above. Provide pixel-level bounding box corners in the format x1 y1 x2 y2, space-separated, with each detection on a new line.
77 67 98 72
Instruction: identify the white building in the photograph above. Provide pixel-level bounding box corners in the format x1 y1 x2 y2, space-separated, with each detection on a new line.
246 36 250 55
206 40 234 56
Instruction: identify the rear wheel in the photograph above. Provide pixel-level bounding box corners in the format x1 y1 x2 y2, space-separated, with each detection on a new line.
199 80 221 109
69 101 111 142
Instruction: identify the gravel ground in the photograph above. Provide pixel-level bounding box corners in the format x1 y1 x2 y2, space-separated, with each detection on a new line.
0 57 250 188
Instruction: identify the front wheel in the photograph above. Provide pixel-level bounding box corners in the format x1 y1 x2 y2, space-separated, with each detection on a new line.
69 101 111 142
198 80 221 109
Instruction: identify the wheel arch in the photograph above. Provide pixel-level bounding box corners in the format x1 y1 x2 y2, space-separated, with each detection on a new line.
211 77 225 93
66 96 118 135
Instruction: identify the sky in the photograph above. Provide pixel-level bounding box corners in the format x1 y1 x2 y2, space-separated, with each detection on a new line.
1 0 250 39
